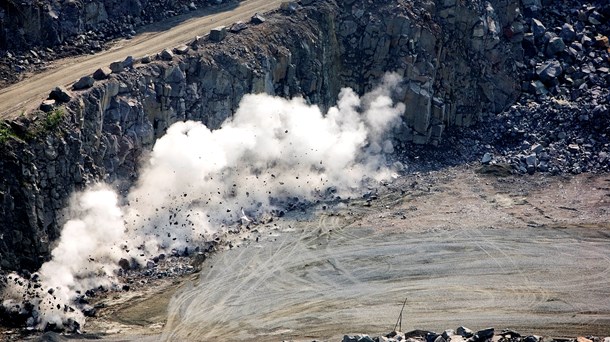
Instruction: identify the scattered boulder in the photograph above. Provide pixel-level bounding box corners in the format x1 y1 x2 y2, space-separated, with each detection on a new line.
473 328 495 342
568 144 580 153
528 80 548 95
531 19 546 40
72 75 95 90
39 99 56 112
251 13 266 24
141 55 152 64
559 23 576 43
546 36 566 56
531 143 544 154
481 152 493 164
457 327 474 338
93 66 112 80
525 154 537 174
536 60 562 84
109 60 124 73
122 55 135 68
174 45 190 55
229 21 248 33
118 258 130 271
82 305 96 317
160 48 174 61
48 86 72 103
209 26 227 42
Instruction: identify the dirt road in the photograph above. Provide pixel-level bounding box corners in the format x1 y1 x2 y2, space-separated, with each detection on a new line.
0 0 283 120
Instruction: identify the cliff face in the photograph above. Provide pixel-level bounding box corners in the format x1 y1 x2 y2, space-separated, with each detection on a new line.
0 0 522 271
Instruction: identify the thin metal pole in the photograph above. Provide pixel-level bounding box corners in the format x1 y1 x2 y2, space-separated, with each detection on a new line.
393 297 408 332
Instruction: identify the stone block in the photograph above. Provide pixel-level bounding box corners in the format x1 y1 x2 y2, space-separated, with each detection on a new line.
209 26 227 42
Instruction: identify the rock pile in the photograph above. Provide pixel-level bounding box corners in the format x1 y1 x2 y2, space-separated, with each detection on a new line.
343 327 610 342
471 0 610 174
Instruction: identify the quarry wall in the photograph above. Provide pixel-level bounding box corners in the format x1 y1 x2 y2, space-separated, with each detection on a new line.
0 0 523 271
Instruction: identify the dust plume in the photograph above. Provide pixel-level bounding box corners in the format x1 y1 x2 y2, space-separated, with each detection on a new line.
1 73 405 330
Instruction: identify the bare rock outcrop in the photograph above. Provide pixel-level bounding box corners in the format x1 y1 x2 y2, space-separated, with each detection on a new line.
0 0 539 271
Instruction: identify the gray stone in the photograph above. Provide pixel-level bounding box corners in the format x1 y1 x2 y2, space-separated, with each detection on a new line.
209 26 227 42
546 36 566 56
229 21 248 33
84 1 108 25
568 144 580 153
93 66 112 80
174 45 190 55
506 21 525 42
529 80 548 95
49 86 72 103
109 60 124 73
523 336 539 342
141 55 152 64
40 99 56 112
426 333 441 342
531 143 544 153
481 152 493 164
531 19 546 39
164 65 186 83
536 60 562 84
525 154 537 173
160 49 174 61
474 328 494 342
559 23 576 42
442 330 454 339
123 55 135 68
404 82 431 135
589 13 602 25
251 13 266 24
73 75 95 90
457 327 474 338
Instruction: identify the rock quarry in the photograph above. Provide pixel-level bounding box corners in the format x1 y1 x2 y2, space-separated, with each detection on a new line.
0 0 608 338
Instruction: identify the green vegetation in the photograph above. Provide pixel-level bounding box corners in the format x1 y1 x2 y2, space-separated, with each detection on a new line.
0 107 67 146
44 108 65 130
26 107 66 140
0 125 17 145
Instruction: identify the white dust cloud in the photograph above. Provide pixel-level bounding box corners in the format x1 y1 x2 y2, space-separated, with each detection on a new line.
1 73 405 330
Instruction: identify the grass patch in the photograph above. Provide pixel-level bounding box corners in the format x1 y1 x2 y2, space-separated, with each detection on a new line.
26 107 66 140
0 125 17 145
44 108 64 130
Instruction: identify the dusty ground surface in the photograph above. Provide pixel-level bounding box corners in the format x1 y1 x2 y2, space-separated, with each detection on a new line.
0 0 283 120
8 165 608 341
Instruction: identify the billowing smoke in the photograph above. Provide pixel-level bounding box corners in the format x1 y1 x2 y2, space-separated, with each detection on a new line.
1 73 405 330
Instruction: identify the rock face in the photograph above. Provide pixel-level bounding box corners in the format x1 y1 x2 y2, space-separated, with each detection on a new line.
0 0 523 271
335 0 521 145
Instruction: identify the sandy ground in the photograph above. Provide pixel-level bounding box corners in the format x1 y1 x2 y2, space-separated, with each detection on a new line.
33 165 610 342
0 0 283 120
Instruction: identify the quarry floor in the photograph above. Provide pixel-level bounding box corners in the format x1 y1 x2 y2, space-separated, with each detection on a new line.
23 165 609 342
0 0 283 120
